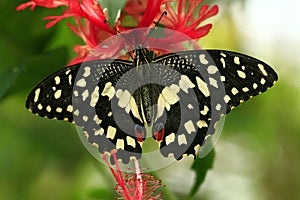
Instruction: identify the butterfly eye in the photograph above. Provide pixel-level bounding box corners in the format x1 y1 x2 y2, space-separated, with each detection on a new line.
153 123 164 142
134 124 146 143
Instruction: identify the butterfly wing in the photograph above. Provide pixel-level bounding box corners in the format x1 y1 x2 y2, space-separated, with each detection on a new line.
153 50 278 159
26 60 143 163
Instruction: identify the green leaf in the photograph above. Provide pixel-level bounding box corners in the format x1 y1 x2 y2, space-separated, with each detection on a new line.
187 146 215 200
0 67 21 100
86 188 115 199
2 47 68 99
97 0 127 26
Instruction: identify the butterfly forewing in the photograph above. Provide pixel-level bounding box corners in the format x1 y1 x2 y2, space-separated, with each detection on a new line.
153 50 278 158
26 59 146 163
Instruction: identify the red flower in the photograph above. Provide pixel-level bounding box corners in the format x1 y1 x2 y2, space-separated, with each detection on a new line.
17 0 218 64
162 0 218 39
103 152 164 200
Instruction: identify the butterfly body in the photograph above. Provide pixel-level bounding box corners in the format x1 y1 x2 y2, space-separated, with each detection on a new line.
26 49 278 163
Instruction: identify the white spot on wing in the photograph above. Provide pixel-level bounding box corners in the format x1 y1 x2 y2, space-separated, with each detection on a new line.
54 89 62 99
93 115 102 125
118 90 131 108
196 77 210 97
83 66 91 77
107 126 117 139
231 87 239 95
162 86 179 105
76 78 86 87
54 76 60 85
178 134 187 145
95 128 104 136
237 70 246 79
165 133 176 145
46 105 51 113
224 95 231 103
184 120 196 134
197 120 208 128
101 82 115 100
90 86 99 107
67 105 73 112
34 88 41 103
209 77 218 88
179 75 195 93
116 139 125 150
199 54 209 65
234 56 240 65
258 64 268 76
200 105 209 115
82 90 89 101
126 136 136 148
207 65 218 74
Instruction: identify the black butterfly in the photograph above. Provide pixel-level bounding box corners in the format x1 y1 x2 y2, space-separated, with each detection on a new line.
26 48 278 163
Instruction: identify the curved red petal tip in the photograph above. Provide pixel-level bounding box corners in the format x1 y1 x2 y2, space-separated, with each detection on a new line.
16 2 36 11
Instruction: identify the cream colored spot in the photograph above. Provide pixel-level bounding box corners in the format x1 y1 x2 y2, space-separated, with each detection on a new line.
242 87 249 92
54 76 60 85
199 54 209 65
82 115 88 122
82 90 89 101
93 115 102 125
37 103 43 110
74 109 79 116
253 83 258 89
68 74 72 85
200 105 209 115
76 78 86 87
224 95 231 103
197 120 208 128
126 136 136 148
56 107 62 113
179 75 195 93
231 87 239 95
118 90 131 108
65 69 71 75
162 86 179 105
83 66 91 77
221 76 226 82
101 82 115 100
67 105 73 112
107 126 117 139
207 65 218 74
34 88 41 103
220 58 226 68
165 133 176 145
184 120 196 134
178 134 187 145
209 77 218 88
46 105 51 113
54 89 62 99
216 104 222 111
261 78 266 85
234 56 240 65
116 139 125 150
196 77 209 97
258 64 268 76
237 70 246 79
95 128 104 136
90 86 99 107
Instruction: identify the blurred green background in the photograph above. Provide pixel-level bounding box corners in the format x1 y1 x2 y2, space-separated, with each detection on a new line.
1 0 299 199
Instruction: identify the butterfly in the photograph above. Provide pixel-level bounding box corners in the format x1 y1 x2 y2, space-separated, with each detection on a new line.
26 48 278 163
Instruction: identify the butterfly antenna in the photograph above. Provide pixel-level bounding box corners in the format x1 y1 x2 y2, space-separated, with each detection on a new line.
104 20 135 60
142 11 167 46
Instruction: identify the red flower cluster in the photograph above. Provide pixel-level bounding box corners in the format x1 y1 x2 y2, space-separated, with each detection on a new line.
17 0 218 65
